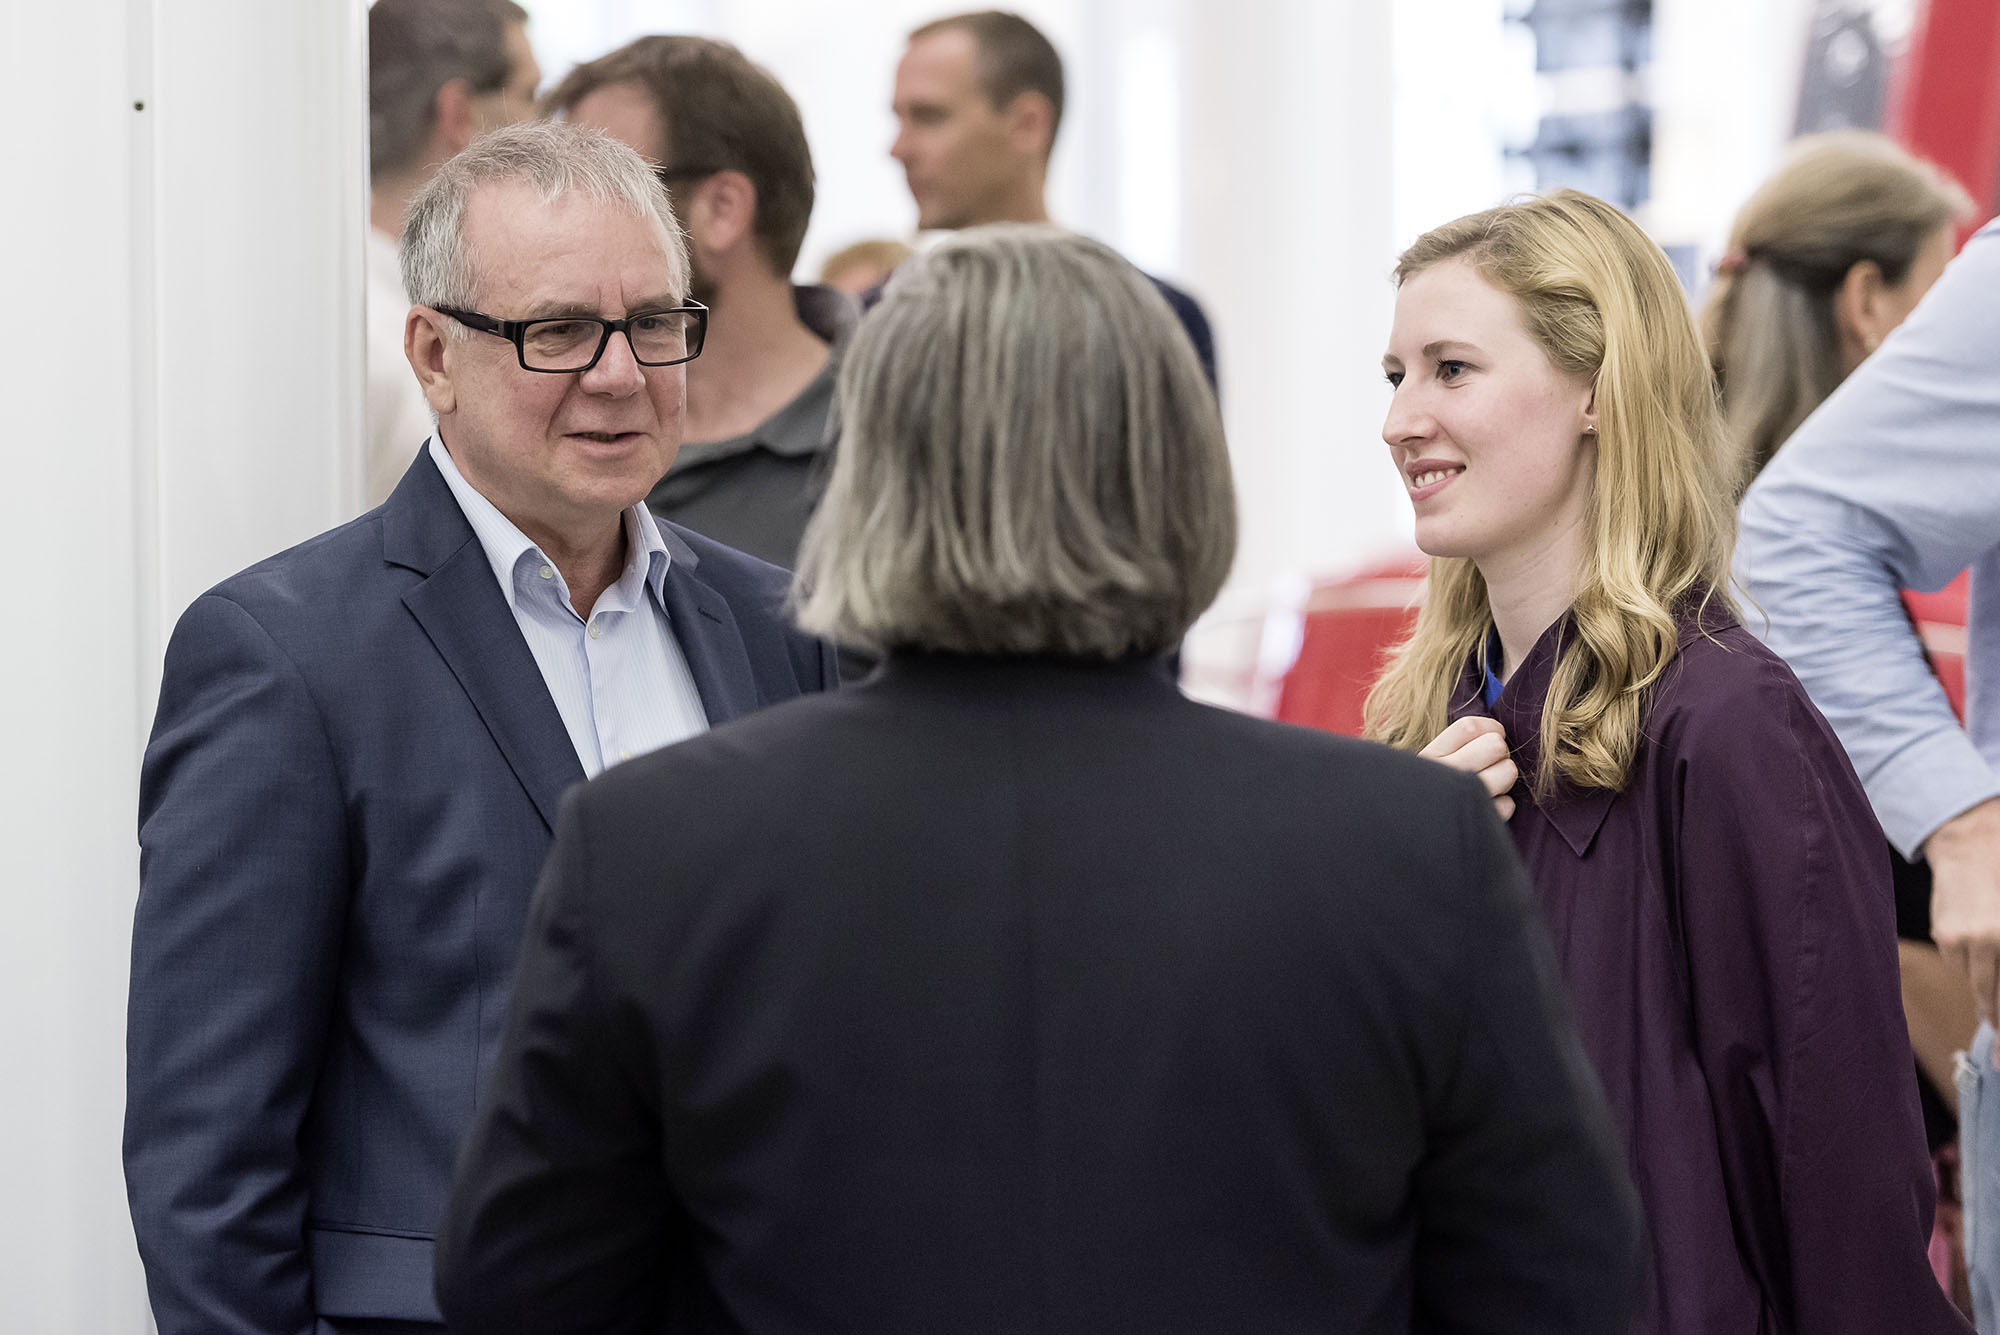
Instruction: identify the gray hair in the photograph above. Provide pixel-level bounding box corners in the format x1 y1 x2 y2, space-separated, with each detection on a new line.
401 120 691 329
794 225 1235 658
368 0 527 181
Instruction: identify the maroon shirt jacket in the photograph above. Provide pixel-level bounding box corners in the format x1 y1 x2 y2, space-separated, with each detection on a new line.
1450 603 1969 1335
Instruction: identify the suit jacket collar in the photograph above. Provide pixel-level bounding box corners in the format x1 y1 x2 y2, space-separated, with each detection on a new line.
382 457 584 833
382 462 770 828
653 521 764 727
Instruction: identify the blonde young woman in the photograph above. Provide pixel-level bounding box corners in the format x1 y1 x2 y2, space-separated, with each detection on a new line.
1367 189 1968 1334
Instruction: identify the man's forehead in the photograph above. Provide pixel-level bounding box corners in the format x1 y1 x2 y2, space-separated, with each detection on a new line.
899 29 989 102
504 21 541 90
567 81 668 164
461 181 683 302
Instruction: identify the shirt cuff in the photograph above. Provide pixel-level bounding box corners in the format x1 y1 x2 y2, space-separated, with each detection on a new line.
1868 727 2000 859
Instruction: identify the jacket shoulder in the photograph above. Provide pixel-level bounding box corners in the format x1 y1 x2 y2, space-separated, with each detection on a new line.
193 511 402 621
661 520 794 600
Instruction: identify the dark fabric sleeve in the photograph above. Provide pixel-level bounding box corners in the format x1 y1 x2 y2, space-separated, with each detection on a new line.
1148 276 1219 396
125 594 351 1335
434 791 677 1335
815 630 842 691
1412 781 1645 1334
1675 668 1971 1333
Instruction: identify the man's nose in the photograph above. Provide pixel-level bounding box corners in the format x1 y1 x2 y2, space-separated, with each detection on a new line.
889 124 912 164
581 328 645 395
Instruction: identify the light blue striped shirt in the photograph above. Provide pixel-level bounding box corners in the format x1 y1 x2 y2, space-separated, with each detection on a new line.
1735 218 2000 857
429 437 709 777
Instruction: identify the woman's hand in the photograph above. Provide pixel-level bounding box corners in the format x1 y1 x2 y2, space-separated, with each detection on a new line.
1419 717 1518 821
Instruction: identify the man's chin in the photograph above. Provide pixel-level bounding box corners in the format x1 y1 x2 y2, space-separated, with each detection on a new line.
913 201 967 232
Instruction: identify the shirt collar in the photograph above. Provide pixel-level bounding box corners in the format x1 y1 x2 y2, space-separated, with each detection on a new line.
427 435 672 613
1448 614 1616 858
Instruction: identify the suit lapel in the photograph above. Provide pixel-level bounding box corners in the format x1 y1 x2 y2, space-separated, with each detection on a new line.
657 549 761 727
384 454 585 833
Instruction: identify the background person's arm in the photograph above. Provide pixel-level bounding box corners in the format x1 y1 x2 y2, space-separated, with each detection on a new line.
1736 220 2000 1019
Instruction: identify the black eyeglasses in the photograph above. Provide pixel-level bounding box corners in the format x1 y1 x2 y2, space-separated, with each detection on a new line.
435 304 708 373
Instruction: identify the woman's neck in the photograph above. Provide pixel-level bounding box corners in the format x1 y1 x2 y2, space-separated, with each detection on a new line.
1478 526 1585 683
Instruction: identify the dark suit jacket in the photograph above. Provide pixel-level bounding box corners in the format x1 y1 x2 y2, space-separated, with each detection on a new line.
437 653 1643 1334
125 454 836 1335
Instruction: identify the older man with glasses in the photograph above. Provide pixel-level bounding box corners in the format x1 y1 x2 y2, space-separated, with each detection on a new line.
124 120 835 1335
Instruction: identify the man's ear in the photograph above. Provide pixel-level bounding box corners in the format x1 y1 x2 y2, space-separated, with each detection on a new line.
406 307 457 417
432 78 478 157
1003 90 1055 161
685 170 757 256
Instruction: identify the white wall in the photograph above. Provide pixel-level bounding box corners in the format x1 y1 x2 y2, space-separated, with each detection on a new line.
0 0 365 1327
1650 0 1818 262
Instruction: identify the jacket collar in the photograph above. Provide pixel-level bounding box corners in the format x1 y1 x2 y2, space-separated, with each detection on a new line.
651 520 763 727
381 456 584 833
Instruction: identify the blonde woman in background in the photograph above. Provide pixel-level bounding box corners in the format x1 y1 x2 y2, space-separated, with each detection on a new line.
1368 188 1968 1334
819 237 915 296
1702 130 1968 492
1704 131 1976 1254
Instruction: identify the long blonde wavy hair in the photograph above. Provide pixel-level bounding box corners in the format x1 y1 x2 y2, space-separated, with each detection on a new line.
1363 189 1737 795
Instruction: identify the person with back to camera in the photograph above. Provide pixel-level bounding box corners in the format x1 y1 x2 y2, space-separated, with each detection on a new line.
434 224 1645 1334
1367 188 1968 1334
1701 128 1975 1289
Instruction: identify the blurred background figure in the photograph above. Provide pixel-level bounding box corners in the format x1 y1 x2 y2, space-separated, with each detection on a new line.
550 35 849 572
819 237 914 296
1736 210 2000 1332
1702 130 1968 494
1702 128 1975 1299
365 0 540 508
435 225 1645 1335
887 10 1218 390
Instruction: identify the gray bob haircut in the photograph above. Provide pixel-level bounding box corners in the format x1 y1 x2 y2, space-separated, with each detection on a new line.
794 225 1235 658
401 120 690 321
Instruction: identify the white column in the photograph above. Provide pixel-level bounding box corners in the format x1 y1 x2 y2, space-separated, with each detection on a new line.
1177 0 1403 700
1183 0 1404 595
1650 0 1817 257
0 0 365 1327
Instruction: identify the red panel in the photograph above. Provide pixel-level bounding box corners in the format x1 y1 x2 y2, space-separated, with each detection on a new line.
1272 554 1427 738
1887 0 2000 219
1903 570 1970 724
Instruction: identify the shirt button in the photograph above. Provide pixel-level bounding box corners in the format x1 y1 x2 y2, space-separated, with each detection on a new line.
538 564 554 580
588 619 604 640
619 749 632 762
